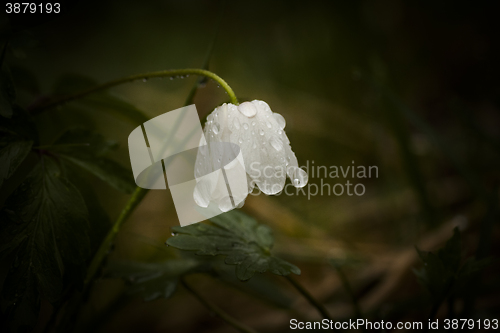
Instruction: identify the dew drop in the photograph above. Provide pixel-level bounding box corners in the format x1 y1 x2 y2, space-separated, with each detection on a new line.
266 122 272 129
273 113 286 129
243 123 249 130
238 138 243 144
259 129 265 136
278 129 283 135
292 168 308 188
251 121 256 126
213 122 220 134
238 102 257 117
193 182 210 207
251 131 255 135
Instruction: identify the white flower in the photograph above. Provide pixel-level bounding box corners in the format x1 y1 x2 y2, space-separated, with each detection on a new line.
193 100 308 211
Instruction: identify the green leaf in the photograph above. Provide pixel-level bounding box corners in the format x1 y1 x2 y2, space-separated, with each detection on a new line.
413 227 492 302
166 210 301 281
211 259 292 308
53 74 148 125
50 128 135 194
0 156 90 331
0 140 32 187
105 259 199 301
64 165 111 256
0 105 38 141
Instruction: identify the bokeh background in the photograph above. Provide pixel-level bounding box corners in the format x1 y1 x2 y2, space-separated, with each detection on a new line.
2 0 500 331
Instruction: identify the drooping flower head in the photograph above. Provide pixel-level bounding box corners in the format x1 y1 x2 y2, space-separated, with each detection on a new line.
194 100 308 211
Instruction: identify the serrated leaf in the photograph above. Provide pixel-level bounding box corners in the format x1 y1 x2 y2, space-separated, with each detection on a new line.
53 74 148 125
211 259 292 308
413 227 492 302
0 105 38 141
50 128 135 193
0 156 90 332
105 259 199 301
166 210 301 281
0 140 32 187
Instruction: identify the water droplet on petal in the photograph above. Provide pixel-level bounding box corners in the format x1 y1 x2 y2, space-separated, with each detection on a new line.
251 121 256 126
273 113 286 129
193 182 210 207
266 122 272 129
233 117 241 130
278 129 283 135
259 129 265 136
270 137 282 151
252 142 257 149
238 102 257 117
243 123 249 130
292 168 308 188
213 122 220 134
238 138 243 144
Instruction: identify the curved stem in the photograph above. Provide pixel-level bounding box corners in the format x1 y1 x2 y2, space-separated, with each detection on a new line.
286 276 332 321
181 278 259 333
32 68 239 114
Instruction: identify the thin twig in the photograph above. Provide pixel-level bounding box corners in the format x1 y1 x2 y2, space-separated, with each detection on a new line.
286 276 332 320
181 278 259 333
31 68 239 114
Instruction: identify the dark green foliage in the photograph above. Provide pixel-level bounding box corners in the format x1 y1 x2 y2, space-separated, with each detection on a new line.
0 140 32 187
53 74 148 125
0 157 91 332
414 227 492 303
105 259 200 301
166 210 301 281
50 128 135 193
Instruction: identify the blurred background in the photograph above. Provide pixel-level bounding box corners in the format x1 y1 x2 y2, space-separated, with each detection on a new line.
2 0 500 331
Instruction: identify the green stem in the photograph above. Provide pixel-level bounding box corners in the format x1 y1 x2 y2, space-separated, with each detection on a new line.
181 278 259 333
32 68 239 114
286 276 332 321
84 187 148 286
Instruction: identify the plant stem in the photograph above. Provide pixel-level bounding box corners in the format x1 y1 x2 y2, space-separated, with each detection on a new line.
84 186 148 287
32 68 239 114
181 278 259 333
286 276 332 320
